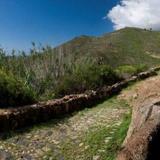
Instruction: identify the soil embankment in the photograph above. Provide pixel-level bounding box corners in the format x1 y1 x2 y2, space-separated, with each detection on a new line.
117 74 160 160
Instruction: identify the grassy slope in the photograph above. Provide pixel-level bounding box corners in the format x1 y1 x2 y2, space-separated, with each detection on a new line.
55 27 160 67
6 27 160 99
9 27 160 84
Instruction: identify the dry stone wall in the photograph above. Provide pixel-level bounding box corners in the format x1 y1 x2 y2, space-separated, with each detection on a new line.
0 67 159 131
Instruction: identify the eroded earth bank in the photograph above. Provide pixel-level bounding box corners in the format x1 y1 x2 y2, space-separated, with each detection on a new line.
117 74 160 160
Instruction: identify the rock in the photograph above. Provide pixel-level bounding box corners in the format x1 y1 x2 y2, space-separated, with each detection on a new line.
84 145 89 150
133 93 138 99
93 155 100 160
0 150 13 160
79 143 84 147
98 149 105 153
45 131 53 137
105 137 112 144
104 139 109 144
42 146 51 152
52 140 59 145
21 154 32 160
43 155 48 159
36 149 44 155
0 68 158 132
15 137 28 146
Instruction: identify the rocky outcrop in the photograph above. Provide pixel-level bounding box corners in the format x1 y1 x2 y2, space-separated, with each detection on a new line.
0 67 159 131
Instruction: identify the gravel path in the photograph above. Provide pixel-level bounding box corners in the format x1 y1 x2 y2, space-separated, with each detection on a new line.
0 98 129 160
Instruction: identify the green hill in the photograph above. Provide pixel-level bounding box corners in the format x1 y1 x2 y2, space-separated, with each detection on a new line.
1 27 160 101
54 27 160 67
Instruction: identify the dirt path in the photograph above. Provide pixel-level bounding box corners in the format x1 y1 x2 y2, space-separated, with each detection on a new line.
118 74 160 139
0 97 130 160
118 74 160 107
116 74 160 160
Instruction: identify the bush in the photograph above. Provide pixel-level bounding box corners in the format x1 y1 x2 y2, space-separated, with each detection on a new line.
54 64 121 97
115 64 147 79
0 69 36 108
134 64 148 74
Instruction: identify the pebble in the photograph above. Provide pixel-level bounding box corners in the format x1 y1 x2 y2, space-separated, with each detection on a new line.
84 145 89 150
36 149 44 155
45 131 53 137
21 154 32 160
105 139 109 143
104 137 112 143
43 155 48 159
79 143 84 147
0 149 13 160
93 155 100 160
26 135 31 139
42 147 51 152
98 149 105 153
52 140 59 145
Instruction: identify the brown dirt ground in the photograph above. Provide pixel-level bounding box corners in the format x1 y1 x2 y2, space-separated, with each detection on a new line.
118 75 160 108
117 74 160 160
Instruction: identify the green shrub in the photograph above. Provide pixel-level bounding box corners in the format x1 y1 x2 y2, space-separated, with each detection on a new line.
115 64 147 78
134 64 148 74
0 69 36 108
54 64 121 97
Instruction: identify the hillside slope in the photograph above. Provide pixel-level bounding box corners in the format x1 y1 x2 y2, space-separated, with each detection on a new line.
3 27 160 100
117 74 160 160
54 27 160 67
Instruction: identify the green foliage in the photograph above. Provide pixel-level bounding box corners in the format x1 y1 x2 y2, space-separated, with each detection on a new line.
116 64 148 78
0 27 159 101
104 113 131 160
135 64 148 74
55 64 121 97
0 69 36 108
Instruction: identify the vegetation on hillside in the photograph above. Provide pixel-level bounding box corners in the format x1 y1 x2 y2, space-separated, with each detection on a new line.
0 69 36 107
0 27 159 106
0 47 122 101
54 63 121 97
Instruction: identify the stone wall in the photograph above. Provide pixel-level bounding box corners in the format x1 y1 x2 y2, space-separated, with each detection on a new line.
0 67 159 131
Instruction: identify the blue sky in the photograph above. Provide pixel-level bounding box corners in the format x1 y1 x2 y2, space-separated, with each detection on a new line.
0 0 119 51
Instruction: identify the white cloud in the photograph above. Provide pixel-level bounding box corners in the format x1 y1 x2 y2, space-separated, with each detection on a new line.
107 0 160 30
